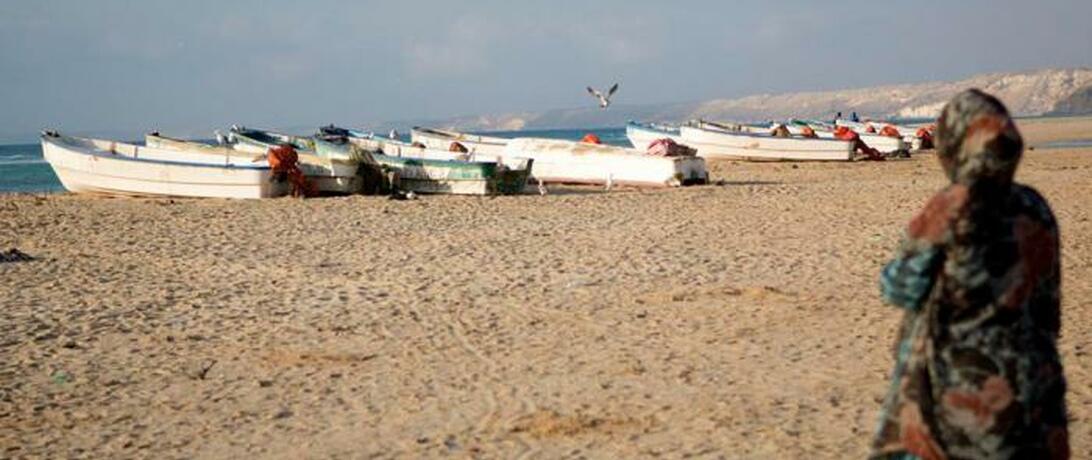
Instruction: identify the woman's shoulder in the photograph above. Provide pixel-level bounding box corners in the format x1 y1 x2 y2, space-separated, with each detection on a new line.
1010 184 1058 229
908 185 970 243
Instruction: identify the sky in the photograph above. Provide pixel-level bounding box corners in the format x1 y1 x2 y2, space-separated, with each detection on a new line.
1 0 1091 142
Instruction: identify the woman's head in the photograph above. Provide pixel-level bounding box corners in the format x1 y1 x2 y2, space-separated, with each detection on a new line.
935 89 1023 187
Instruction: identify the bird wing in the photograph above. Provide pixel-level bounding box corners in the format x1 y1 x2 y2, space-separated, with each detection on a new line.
587 86 601 98
607 83 619 97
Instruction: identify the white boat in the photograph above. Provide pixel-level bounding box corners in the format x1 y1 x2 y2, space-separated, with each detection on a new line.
837 119 935 150
210 127 364 193
835 119 921 143
502 138 707 187
40 132 288 199
410 127 510 155
625 122 685 150
769 121 907 153
677 122 854 161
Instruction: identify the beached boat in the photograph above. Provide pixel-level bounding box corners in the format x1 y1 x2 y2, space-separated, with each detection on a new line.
836 119 936 150
228 127 316 154
313 136 530 195
208 129 363 194
625 122 685 150
502 138 707 187
678 122 854 161
40 132 288 199
769 120 908 153
411 126 706 187
410 127 510 155
630 120 905 156
835 119 921 141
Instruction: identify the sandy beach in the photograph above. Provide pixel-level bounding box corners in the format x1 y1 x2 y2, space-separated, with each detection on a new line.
1 120 1090 458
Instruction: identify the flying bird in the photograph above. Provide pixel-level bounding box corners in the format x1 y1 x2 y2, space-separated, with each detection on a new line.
587 83 619 109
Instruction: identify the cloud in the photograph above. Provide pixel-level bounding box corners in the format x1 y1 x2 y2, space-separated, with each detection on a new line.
402 16 493 78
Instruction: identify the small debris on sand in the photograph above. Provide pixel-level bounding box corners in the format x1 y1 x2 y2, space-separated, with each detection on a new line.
0 248 34 263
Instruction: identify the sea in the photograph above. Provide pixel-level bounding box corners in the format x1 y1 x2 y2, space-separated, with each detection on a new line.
0 127 631 194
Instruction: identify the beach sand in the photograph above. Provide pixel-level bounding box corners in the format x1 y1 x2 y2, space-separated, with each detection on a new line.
2 119 1090 458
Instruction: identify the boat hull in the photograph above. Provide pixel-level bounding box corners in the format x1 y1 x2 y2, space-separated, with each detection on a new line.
678 126 854 161
503 138 707 187
774 123 907 153
835 120 919 145
42 134 287 199
625 123 685 150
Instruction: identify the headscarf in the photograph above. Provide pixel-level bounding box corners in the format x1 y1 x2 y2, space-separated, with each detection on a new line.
934 89 1023 188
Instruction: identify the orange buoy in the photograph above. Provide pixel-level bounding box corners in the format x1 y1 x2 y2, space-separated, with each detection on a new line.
581 133 602 144
879 125 901 138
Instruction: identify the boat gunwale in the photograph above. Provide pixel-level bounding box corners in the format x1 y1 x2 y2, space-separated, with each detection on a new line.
42 135 272 171
411 127 510 147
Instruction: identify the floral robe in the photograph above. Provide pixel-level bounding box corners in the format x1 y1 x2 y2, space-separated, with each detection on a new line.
870 90 1069 460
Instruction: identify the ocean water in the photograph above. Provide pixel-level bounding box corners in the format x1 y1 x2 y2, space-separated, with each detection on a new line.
0 128 630 194
0 143 63 194
1036 139 1092 150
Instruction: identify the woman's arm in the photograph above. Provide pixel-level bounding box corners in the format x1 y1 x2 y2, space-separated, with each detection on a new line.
879 186 968 311
880 239 943 312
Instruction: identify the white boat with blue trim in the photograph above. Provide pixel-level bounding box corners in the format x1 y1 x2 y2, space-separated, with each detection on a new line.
40 131 288 199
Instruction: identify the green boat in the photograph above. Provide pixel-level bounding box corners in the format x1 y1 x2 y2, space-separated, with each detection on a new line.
216 128 364 194
313 136 531 196
228 127 316 155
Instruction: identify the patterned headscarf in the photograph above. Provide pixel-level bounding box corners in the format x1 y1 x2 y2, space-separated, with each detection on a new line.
934 89 1024 188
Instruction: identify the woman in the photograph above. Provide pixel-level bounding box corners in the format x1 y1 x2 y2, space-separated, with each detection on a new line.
870 89 1068 459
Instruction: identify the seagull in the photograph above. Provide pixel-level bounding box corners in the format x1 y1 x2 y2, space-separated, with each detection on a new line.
587 83 619 109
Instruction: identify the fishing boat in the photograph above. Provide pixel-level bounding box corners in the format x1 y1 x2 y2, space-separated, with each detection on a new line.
209 129 363 194
625 122 685 150
835 119 921 143
678 121 855 161
228 127 316 154
40 131 288 199
410 127 510 155
502 138 707 187
769 120 908 153
313 135 531 195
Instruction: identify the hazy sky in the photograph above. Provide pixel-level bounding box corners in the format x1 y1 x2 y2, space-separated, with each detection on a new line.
2 0 1090 141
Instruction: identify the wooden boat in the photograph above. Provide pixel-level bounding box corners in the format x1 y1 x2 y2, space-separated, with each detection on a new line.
40 131 288 199
313 136 530 195
678 121 854 161
625 122 685 150
208 129 362 194
410 127 509 155
502 138 707 187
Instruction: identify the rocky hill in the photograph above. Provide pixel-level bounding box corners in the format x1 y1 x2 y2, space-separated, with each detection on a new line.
401 68 1092 131
1047 84 1092 116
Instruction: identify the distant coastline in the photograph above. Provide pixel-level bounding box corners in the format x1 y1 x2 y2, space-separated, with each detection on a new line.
4 67 1090 145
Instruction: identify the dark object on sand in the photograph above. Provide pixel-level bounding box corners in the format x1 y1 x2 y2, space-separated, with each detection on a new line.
388 190 418 201
1 248 34 263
